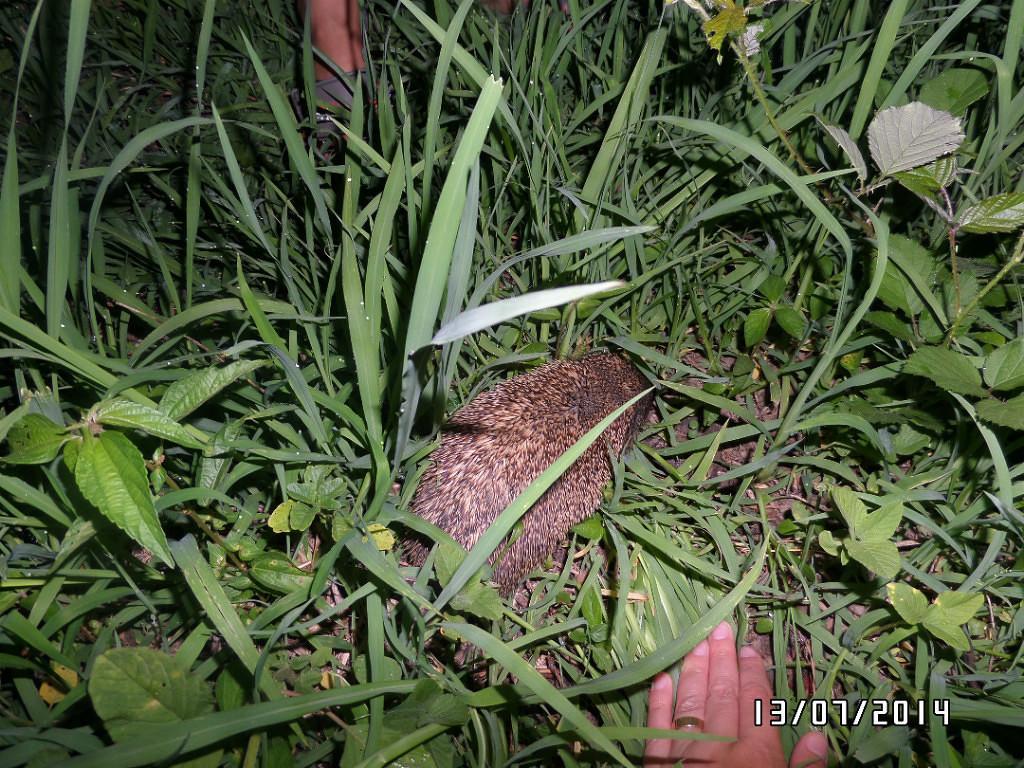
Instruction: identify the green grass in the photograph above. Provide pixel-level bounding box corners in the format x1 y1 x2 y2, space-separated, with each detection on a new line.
1 0 1023 765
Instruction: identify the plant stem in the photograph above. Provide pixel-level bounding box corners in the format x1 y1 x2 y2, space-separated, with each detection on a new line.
947 231 1024 341
733 46 814 177
940 187 961 317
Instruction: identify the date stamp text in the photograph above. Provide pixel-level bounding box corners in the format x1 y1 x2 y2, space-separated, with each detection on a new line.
754 699 950 727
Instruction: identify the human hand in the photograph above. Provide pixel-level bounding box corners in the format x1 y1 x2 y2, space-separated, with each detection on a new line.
644 621 829 768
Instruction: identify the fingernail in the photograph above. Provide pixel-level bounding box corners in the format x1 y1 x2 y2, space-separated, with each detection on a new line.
807 731 829 757
710 621 732 640
691 640 709 656
739 645 760 658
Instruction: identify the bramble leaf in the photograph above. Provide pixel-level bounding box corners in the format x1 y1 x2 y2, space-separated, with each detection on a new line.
919 68 989 116
975 395 1024 430
983 339 1024 392
959 193 1024 234
893 156 957 198
821 123 867 180
868 103 964 175
904 347 986 397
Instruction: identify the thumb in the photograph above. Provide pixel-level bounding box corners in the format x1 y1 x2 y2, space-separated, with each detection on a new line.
789 731 828 768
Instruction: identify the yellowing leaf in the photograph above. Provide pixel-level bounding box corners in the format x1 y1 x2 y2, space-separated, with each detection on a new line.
40 662 80 704
845 538 901 579
887 582 929 624
702 6 746 53
858 502 904 543
52 662 78 687
830 486 867 534
366 523 396 552
267 500 294 533
39 680 66 706
932 591 984 625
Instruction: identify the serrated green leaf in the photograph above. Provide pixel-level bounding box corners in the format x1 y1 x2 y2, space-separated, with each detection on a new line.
893 156 957 198
830 486 867 535
744 307 771 347
868 103 964 175
975 395 1024 430
433 540 468 587
959 193 1024 234
450 580 504 622
865 311 916 342
287 465 345 511
858 502 903 543
932 591 984 625
919 68 989 116
887 582 929 624
774 306 805 338
904 347 986 397
983 339 1024 391
845 538 901 579
160 360 266 421
89 648 213 742
93 400 205 449
75 431 173 566
2 414 68 464
891 423 931 455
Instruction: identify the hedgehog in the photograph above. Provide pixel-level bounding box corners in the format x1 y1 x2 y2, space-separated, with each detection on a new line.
407 353 654 595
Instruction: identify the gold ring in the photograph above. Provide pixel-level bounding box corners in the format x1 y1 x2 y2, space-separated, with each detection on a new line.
673 716 704 731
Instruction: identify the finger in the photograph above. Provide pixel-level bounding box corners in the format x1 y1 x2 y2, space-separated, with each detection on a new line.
643 672 675 767
674 639 710 723
346 0 365 70
789 731 829 768
702 621 740 739
737 645 784 758
670 639 710 762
